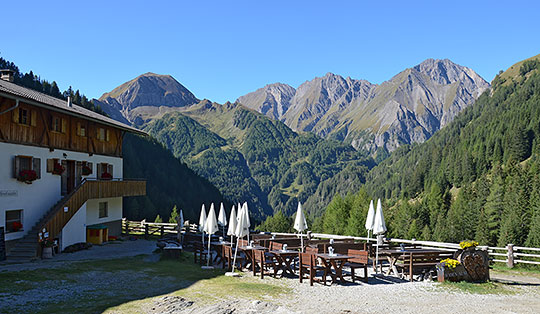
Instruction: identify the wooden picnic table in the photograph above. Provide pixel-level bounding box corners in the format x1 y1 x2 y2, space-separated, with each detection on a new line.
269 250 298 277
210 241 232 265
378 248 447 276
316 253 352 284
239 245 268 271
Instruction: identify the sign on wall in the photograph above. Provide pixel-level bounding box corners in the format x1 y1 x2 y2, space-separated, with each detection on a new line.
0 190 18 197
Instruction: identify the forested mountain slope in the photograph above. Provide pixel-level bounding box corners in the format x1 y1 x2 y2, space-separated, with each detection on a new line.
356 54 540 247
144 101 375 219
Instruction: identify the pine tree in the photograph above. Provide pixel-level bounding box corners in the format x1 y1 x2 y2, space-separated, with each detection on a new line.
345 188 371 236
483 176 505 245
155 214 163 223
475 208 490 245
420 224 431 241
169 205 179 223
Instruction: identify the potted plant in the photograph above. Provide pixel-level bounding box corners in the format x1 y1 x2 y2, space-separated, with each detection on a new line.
82 165 92 176
436 258 469 282
40 238 54 259
52 162 65 175
17 169 38 184
11 221 23 232
100 172 112 180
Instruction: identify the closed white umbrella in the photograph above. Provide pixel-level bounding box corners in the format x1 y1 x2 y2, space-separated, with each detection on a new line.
218 202 227 238
203 204 219 268
199 204 207 245
227 203 249 276
242 202 251 243
227 205 237 243
373 198 387 273
365 200 375 242
294 202 308 251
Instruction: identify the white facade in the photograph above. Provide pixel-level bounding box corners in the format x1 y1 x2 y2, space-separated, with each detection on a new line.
60 197 122 250
0 141 123 244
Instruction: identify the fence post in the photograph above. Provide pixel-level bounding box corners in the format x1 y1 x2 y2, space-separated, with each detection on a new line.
144 223 149 240
160 225 164 237
507 243 514 268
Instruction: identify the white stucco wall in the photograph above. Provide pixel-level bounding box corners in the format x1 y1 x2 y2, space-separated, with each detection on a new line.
0 142 123 241
60 202 87 250
86 197 123 226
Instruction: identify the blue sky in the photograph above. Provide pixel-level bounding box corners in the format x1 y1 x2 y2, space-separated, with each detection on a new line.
2 1 540 103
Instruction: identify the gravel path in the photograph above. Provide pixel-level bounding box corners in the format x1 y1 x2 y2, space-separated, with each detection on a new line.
0 239 156 272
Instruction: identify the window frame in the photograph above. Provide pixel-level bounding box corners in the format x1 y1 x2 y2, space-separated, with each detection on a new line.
5 209 23 233
98 202 108 218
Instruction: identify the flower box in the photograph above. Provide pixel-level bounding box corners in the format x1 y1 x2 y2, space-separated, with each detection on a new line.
436 263 470 282
52 162 65 175
100 172 112 180
17 170 37 184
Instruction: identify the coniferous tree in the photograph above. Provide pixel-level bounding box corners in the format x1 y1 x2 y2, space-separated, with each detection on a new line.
169 205 179 223
154 214 163 223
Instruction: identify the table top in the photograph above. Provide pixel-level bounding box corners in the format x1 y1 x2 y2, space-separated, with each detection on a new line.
316 253 352 260
239 245 267 251
269 250 298 255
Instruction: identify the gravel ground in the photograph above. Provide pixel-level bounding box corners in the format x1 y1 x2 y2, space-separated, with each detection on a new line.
0 239 156 272
146 269 540 314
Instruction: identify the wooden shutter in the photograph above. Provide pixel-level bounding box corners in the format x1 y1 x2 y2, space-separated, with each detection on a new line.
32 157 41 179
76 122 81 136
97 163 102 177
46 159 54 173
61 118 67 133
12 109 19 123
76 161 82 185
30 110 37 126
106 129 110 142
88 162 93 174
13 156 21 178
107 164 113 177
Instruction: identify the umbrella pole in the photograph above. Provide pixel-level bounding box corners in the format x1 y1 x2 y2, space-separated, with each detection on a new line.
375 241 379 274
300 233 304 252
232 236 240 273
207 233 212 267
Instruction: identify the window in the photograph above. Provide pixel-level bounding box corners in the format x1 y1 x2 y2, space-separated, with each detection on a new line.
13 155 41 180
99 202 108 218
97 163 113 179
77 122 86 137
5 210 23 233
12 107 36 126
19 108 29 125
51 116 67 133
96 127 110 141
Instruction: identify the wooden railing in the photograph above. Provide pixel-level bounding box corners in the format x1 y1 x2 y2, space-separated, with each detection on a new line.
40 179 146 244
120 219 540 268
271 232 540 268
122 219 198 238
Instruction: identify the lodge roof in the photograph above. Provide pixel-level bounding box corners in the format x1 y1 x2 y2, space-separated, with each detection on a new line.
0 79 145 135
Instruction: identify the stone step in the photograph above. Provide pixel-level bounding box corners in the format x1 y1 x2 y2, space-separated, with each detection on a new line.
7 250 37 258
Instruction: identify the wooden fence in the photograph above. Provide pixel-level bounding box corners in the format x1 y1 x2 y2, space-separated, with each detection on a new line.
121 219 540 268
122 218 198 239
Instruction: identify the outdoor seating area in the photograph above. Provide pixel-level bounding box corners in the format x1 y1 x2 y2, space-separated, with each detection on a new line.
179 232 460 286
155 200 466 287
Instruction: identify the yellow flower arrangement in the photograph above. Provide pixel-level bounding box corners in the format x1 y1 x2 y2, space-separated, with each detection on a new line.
459 240 479 250
440 258 460 269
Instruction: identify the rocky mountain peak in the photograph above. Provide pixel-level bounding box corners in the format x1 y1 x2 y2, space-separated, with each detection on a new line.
94 72 199 124
236 82 295 120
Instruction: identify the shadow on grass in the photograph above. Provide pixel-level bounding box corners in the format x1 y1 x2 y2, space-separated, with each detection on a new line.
0 252 283 314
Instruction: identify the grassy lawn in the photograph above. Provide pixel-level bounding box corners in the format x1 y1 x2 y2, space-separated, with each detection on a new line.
0 253 290 314
491 264 540 277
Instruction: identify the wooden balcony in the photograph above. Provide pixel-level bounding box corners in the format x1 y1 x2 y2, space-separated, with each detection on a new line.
40 178 146 245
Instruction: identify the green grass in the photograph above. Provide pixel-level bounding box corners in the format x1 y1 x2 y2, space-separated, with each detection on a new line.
0 253 290 314
438 281 516 295
492 264 540 277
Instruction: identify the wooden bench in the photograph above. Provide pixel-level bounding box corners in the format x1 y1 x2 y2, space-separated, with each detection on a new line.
252 248 278 279
345 249 369 283
299 252 327 286
395 251 453 282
